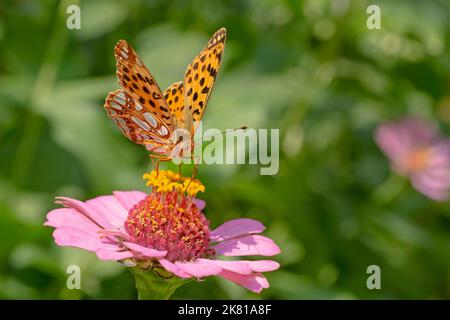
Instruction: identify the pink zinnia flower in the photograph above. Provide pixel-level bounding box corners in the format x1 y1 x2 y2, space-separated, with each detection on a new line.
44 171 280 295
375 117 450 201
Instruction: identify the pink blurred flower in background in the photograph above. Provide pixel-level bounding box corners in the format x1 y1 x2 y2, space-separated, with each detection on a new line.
375 117 450 201
44 171 280 296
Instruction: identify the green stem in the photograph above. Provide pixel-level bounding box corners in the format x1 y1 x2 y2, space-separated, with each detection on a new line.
11 0 72 186
130 267 191 300
371 172 407 205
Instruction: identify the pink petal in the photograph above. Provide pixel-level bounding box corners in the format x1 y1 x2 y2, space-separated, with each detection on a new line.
55 197 116 229
213 235 281 257
243 260 280 272
415 168 450 190
97 229 131 240
404 117 437 144
123 242 167 258
428 144 450 168
375 123 412 164
44 208 100 232
375 118 439 170
218 270 269 293
193 199 206 211
198 259 252 275
113 191 146 212
86 195 128 229
411 174 449 201
159 259 192 278
175 259 222 278
96 249 134 261
202 259 280 274
211 219 265 242
53 226 108 251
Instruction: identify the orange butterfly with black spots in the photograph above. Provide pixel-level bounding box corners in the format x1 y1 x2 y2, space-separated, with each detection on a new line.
104 28 226 169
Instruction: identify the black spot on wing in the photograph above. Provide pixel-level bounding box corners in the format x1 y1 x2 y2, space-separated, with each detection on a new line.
201 86 209 94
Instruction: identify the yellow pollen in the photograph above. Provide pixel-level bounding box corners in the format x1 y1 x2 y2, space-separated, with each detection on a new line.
143 170 205 197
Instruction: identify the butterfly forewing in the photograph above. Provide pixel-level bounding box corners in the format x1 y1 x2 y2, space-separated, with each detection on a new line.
104 89 171 146
163 81 186 130
183 28 226 132
114 40 174 130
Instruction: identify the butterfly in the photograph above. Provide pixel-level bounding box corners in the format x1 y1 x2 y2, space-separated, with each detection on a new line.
104 28 226 170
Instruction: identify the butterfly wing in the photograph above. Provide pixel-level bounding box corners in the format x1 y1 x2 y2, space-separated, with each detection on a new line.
183 27 226 133
163 81 185 130
104 40 176 153
106 29 226 154
114 40 174 130
104 89 171 153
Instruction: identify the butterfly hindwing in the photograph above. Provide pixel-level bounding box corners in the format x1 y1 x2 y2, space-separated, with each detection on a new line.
183 28 226 131
104 90 171 145
115 40 174 130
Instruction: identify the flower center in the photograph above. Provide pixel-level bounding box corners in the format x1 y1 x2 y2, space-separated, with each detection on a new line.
406 148 432 172
125 171 212 262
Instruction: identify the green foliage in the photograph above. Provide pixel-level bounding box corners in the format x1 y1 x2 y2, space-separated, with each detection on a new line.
0 0 449 299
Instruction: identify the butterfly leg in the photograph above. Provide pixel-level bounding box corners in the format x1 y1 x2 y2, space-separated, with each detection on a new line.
192 162 198 180
183 159 199 194
149 154 172 176
146 142 170 176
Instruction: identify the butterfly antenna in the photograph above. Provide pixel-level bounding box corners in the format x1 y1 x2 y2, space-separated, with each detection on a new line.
193 126 248 142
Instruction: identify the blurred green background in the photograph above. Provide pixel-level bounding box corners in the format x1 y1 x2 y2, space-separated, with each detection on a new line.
1 0 450 299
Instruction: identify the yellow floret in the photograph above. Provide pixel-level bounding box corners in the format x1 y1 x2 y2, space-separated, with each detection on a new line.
143 170 205 197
